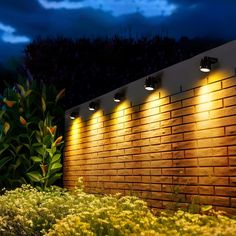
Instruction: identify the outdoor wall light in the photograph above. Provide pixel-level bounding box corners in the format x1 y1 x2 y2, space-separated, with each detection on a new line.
144 76 161 91
113 92 124 103
88 102 98 111
200 56 218 73
70 111 79 120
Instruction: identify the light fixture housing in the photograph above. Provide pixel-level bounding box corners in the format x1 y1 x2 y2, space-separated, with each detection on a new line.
144 76 161 91
200 56 218 73
88 101 98 111
113 92 124 103
70 111 79 120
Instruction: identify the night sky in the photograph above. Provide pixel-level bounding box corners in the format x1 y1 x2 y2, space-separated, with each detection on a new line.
0 1 235 63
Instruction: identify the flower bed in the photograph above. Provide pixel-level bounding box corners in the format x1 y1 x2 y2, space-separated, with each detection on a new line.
0 185 236 236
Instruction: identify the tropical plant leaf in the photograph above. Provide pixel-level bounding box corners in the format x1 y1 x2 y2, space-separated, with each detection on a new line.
42 97 46 113
51 162 62 173
25 89 32 97
35 147 45 156
0 156 12 169
51 154 61 163
55 88 65 103
3 122 10 135
26 171 43 182
0 144 9 155
43 135 51 146
31 156 43 163
17 84 25 97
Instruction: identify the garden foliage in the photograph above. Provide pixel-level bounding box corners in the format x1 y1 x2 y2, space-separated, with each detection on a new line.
0 77 64 190
0 183 236 236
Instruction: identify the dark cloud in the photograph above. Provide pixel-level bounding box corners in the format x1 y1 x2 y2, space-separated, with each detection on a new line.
0 0 235 63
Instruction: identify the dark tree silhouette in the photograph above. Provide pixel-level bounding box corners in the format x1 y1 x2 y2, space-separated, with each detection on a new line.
23 36 223 108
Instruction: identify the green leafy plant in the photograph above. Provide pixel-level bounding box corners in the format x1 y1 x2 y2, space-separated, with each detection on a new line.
0 77 65 190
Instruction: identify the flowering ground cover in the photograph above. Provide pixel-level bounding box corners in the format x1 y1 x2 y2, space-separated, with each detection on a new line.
0 184 236 236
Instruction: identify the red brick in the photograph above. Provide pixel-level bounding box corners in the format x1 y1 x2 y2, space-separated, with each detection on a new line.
172 106 195 118
173 159 198 167
195 99 223 112
161 134 183 144
162 168 185 175
228 146 236 155
222 77 236 88
198 157 228 167
152 160 173 167
160 101 182 113
173 176 198 185
185 167 214 176
215 167 236 176
171 90 194 102
172 140 197 150
224 96 236 107
226 126 236 136
199 176 229 185
210 106 236 118
215 186 236 196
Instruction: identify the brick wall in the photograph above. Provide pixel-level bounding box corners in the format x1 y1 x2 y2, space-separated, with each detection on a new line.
64 41 236 214
64 74 236 214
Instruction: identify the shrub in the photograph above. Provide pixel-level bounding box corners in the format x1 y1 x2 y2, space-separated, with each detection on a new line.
0 77 64 190
0 185 236 236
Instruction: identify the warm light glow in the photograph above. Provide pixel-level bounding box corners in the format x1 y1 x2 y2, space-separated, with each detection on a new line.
145 86 155 91
67 117 83 148
114 100 130 113
200 67 210 73
88 110 103 125
145 89 160 103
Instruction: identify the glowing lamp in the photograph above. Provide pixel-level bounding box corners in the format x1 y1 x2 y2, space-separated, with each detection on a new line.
113 92 124 103
200 56 218 73
144 76 161 91
88 102 98 111
70 111 79 120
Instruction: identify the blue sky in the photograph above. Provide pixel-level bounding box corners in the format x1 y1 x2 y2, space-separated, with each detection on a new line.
0 0 235 63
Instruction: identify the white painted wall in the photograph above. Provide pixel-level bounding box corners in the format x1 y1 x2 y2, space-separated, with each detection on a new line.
65 40 236 125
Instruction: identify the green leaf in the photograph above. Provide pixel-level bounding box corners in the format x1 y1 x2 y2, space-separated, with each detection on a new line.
0 144 9 155
55 88 65 103
31 156 43 163
51 154 61 163
51 162 62 173
47 173 62 186
3 122 10 135
26 171 43 182
25 89 32 97
43 135 52 146
17 84 25 97
35 147 45 156
23 143 31 150
15 145 23 154
0 156 12 169
42 97 46 113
